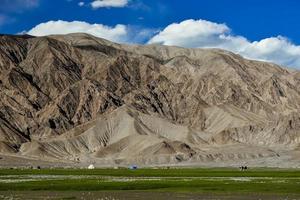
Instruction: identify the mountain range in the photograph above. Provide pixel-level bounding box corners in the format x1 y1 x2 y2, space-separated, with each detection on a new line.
0 33 300 168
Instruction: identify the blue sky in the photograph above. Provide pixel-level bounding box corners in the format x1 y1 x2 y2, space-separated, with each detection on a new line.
1 0 300 68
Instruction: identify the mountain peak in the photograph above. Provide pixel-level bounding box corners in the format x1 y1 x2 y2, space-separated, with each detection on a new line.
0 34 300 167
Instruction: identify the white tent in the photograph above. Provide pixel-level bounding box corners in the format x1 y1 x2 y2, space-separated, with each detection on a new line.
88 164 95 169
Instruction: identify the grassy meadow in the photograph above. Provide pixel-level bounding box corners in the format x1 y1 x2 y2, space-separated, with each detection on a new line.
0 168 300 194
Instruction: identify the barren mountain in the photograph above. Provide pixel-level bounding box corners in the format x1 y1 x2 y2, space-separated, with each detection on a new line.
0 33 299 167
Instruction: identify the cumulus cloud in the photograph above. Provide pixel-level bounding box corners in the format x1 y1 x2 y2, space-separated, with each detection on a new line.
91 0 128 8
27 20 128 43
148 19 300 68
78 2 85 6
25 18 300 68
0 0 39 12
26 20 155 44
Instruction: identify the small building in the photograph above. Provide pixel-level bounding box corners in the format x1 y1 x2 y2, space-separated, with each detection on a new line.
88 164 95 169
129 165 138 170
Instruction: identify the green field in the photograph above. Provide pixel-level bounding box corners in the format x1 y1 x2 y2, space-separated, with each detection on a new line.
0 168 300 195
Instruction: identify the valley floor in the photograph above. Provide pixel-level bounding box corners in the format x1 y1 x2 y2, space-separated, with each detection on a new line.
1 147 300 169
0 168 300 199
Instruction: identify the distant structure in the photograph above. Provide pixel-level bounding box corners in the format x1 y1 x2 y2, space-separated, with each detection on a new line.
129 165 138 170
239 166 248 171
88 164 95 169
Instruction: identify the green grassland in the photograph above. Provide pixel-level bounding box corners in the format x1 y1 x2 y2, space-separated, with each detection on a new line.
1 168 300 177
0 168 300 194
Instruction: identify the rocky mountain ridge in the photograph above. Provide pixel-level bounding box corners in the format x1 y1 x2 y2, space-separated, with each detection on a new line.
0 33 299 167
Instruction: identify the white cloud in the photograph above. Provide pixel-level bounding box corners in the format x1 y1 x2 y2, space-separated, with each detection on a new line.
78 2 85 6
91 0 128 8
25 18 300 68
23 0 39 7
0 0 39 12
26 20 155 44
27 20 128 43
148 19 300 68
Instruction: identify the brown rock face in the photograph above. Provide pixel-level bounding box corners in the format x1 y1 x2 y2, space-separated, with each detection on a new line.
0 33 300 167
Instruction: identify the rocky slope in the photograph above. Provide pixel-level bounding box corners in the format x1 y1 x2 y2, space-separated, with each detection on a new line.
0 33 300 167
